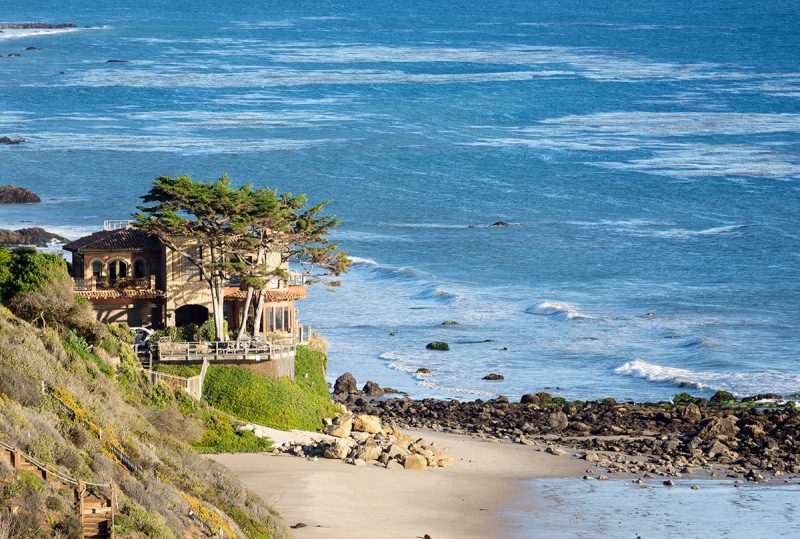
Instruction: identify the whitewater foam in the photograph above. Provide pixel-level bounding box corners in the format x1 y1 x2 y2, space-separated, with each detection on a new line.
614 359 800 397
527 301 591 320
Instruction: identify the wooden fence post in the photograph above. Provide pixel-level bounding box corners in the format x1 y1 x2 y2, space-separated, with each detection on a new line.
77 479 84 520
111 480 117 539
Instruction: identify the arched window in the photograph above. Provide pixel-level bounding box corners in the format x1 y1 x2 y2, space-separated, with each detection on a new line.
133 259 146 279
91 260 103 278
108 260 129 281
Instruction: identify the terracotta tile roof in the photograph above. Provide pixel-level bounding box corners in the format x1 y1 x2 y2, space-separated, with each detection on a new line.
224 285 307 302
64 228 162 253
74 289 166 299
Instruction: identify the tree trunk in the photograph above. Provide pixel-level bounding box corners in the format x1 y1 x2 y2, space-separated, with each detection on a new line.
214 277 227 341
252 289 266 338
236 246 265 340
236 286 255 340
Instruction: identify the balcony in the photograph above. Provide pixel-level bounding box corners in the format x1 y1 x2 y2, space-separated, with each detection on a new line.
74 275 154 291
73 275 163 298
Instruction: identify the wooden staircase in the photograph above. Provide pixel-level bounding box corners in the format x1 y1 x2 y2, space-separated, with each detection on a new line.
0 440 115 538
79 487 115 539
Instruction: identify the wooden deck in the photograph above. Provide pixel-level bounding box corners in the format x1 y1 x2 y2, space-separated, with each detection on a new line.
155 338 296 365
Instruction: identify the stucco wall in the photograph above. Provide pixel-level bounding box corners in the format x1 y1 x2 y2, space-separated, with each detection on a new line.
89 298 163 327
163 241 213 327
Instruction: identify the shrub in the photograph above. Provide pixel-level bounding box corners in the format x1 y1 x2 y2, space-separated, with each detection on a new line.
3 249 100 340
192 417 271 454
0 363 42 406
153 364 201 377
0 247 67 300
63 331 113 378
147 404 203 442
307 332 328 354
116 495 177 539
203 346 338 432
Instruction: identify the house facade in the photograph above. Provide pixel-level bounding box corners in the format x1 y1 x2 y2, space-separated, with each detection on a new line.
64 221 308 338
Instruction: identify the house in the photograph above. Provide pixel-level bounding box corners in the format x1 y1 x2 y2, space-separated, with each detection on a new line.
63 220 308 340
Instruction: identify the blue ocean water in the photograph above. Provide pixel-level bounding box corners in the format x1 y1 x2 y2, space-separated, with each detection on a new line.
511 478 800 538
2 0 800 402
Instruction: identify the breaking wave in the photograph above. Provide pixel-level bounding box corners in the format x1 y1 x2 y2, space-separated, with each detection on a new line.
614 359 800 397
349 256 422 280
412 285 459 304
526 301 591 320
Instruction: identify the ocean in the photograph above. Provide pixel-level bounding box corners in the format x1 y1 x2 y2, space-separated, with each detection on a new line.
2 0 799 404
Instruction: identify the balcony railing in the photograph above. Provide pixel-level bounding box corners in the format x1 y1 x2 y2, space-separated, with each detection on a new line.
288 271 307 286
103 220 133 231
227 271 307 290
74 275 154 291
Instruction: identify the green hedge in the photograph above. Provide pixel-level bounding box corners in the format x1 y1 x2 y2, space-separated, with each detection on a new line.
202 346 338 432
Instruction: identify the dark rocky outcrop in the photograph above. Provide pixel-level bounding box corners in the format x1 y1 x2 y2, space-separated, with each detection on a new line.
0 227 68 246
489 221 510 228
362 381 384 397
105 59 128 63
0 185 40 203
425 341 449 351
482 373 504 381
0 137 25 145
342 394 800 478
0 23 77 30
710 390 736 404
333 372 357 396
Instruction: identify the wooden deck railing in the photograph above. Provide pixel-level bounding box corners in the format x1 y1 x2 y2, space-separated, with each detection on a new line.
295 324 312 344
147 359 209 400
155 338 296 364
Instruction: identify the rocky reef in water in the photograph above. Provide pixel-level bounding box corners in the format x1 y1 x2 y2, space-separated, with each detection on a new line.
0 23 77 30
0 227 68 246
0 185 40 203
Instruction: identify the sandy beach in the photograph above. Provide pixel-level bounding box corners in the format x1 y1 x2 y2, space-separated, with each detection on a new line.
211 428 585 539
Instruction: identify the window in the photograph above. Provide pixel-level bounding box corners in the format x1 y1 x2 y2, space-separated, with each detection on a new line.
91 261 103 277
108 260 128 281
133 259 146 279
182 245 202 281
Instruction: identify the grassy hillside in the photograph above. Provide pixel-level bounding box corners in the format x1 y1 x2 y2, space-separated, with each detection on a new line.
203 346 340 432
0 248 288 538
